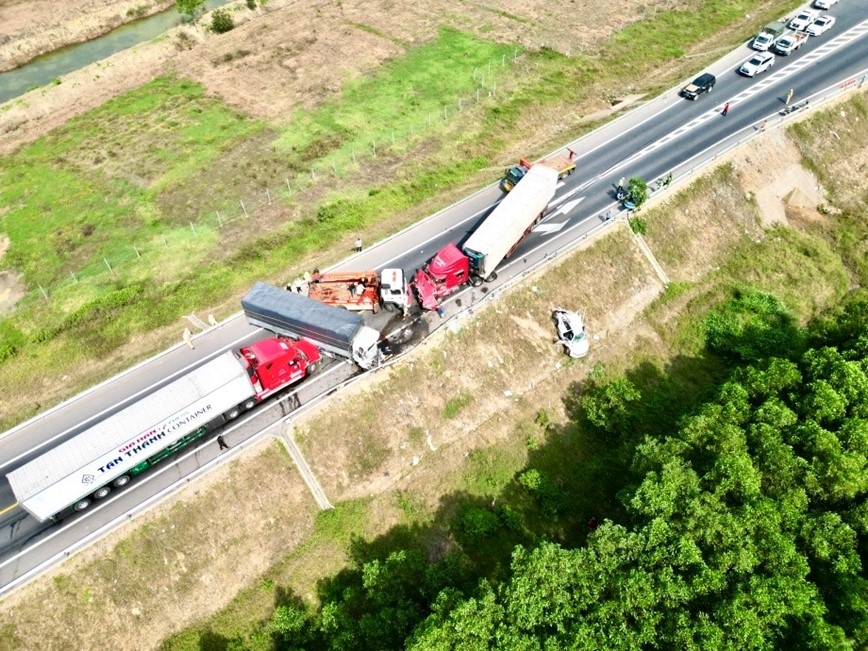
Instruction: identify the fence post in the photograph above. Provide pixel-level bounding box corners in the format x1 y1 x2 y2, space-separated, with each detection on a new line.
240 199 248 218
162 235 168 247
216 210 223 227
351 148 356 163
70 272 78 283
103 258 113 274
190 222 196 234
39 284 49 300
310 168 316 181
266 187 272 205
285 178 291 193
134 245 141 258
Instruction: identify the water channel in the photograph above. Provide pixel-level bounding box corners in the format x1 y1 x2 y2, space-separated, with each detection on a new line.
0 0 231 105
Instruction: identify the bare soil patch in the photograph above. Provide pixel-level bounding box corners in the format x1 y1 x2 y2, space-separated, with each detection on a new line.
0 0 173 72
729 129 825 227
0 234 25 315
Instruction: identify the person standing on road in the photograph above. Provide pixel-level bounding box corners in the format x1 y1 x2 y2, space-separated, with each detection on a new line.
217 435 229 451
722 102 730 116
354 237 363 253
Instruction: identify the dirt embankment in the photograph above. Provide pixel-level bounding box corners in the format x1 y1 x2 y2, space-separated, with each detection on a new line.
0 0 173 72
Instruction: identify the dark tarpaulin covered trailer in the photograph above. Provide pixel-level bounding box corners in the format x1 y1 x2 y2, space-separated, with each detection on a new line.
241 281 364 356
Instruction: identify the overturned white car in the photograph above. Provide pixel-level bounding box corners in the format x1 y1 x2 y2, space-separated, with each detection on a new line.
553 308 589 358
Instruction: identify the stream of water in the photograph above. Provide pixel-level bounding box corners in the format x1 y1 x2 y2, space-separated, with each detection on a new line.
0 0 231 105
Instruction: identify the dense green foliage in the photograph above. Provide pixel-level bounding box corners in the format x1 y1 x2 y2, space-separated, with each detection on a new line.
210 9 234 34
176 0 205 21
258 296 867 650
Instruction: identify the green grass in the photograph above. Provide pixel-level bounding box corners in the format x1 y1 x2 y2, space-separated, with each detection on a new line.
443 392 472 419
273 27 517 165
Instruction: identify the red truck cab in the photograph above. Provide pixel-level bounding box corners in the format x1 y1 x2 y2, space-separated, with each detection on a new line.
412 243 473 310
236 337 320 399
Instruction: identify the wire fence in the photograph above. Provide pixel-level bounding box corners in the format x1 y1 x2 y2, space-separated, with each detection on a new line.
3 64 865 319
1 49 527 316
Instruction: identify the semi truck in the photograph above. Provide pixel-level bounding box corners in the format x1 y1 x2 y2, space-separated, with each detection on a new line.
242 281 382 369
293 268 411 313
751 20 787 51
501 150 575 192
6 339 320 522
414 164 559 310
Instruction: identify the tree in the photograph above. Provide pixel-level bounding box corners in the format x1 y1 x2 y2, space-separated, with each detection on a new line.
579 368 641 435
627 176 648 208
176 0 205 22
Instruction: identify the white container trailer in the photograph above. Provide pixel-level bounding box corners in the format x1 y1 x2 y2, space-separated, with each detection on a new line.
462 164 558 280
7 352 255 522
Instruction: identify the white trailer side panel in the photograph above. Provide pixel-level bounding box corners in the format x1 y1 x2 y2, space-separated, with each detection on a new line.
463 164 558 278
7 351 254 522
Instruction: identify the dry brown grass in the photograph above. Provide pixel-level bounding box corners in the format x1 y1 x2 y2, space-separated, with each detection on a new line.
0 440 319 651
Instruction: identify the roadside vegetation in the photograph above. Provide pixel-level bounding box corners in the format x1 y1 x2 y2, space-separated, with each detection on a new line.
0 0 803 429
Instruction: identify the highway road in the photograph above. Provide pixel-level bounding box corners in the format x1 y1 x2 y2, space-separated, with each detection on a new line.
1 4 866 592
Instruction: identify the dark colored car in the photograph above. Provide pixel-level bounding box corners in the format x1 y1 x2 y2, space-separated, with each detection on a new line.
680 72 717 100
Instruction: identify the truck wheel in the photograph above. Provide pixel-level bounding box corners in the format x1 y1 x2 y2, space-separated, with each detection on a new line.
113 475 131 488
94 486 112 499
244 398 257 410
307 362 318 375
383 301 396 312
73 498 92 512
226 406 241 420
485 272 498 282
471 276 484 287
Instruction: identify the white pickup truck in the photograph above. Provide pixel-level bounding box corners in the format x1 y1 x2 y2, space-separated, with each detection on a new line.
773 30 808 56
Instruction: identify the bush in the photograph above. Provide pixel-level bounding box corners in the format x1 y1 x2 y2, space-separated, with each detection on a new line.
518 469 564 515
628 216 647 234
210 8 234 34
705 289 804 362
457 505 501 538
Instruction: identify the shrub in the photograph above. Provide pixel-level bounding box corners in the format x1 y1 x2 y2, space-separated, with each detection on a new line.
457 505 501 538
629 216 647 234
210 8 234 34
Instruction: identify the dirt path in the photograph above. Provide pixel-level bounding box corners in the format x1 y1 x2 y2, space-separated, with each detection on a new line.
0 0 174 72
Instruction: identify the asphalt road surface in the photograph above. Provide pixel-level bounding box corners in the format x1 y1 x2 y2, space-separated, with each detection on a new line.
1 5 866 593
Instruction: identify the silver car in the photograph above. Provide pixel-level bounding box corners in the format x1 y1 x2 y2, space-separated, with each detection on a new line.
739 52 775 77
806 15 835 36
553 309 589 358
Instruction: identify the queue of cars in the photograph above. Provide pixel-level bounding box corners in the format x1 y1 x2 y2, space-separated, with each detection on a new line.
681 2 841 99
